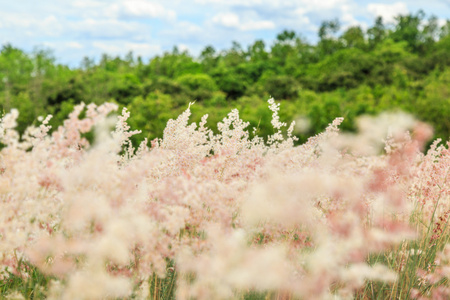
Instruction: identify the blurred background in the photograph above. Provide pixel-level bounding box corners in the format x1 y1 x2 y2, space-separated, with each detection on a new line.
0 0 449 145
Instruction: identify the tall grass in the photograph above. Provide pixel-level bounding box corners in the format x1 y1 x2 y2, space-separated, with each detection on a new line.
0 99 448 299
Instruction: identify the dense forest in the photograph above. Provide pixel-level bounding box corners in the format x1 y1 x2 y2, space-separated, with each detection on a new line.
0 10 449 144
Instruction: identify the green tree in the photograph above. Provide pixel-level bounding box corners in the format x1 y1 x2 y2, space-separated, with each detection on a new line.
248 40 268 63
416 69 450 139
210 65 248 99
148 50 202 78
200 45 218 73
341 26 366 49
367 17 386 49
390 10 425 53
176 73 218 101
127 92 178 142
0 45 33 110
257 74 299 100
318 19 343 57
302 48 375 91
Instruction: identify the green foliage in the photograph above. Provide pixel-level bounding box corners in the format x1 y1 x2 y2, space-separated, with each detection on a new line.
107 73 142 105
127 92 180 143
144 77 186 96
148 50 202 78
415 69 450 141
49 100 75 129
341 26 366 49
367 17 387 49
10 92 36 133
258 74 299 100
302 48 376 91
211 66 249 99
176 73 218 101
0 259 51 299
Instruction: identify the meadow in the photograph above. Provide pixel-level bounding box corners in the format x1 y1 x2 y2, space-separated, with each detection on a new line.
0 98 448 299
1 10 450 299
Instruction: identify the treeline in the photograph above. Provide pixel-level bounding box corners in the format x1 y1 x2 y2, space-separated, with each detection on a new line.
0 10 449 144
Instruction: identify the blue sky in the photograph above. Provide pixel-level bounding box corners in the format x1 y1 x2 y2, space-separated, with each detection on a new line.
1 0 449 67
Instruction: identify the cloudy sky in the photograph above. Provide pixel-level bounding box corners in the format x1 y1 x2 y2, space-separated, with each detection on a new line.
1 0 449 67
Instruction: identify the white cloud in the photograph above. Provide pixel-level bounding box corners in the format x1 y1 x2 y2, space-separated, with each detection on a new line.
178 43 190 52
121 0 176 21
39 41 84 52
212 12 275 31
341 4 359 26
195 0 347 9
72 18 147 39
437 18 448 28
159 20 204 44
174 21 203 36
367 2 409 24
195 0 264 5
0 13 36 29
0 12 64 38
70 0 176 21
213 12 240 28
72 0 105 9
66 42 84 49
305 0 349 11
202 0 353 36
242 20 276 31
196 0 349 11
41 16 63 36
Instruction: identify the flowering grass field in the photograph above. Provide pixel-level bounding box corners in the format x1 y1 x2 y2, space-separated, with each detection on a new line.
0 99 449 299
